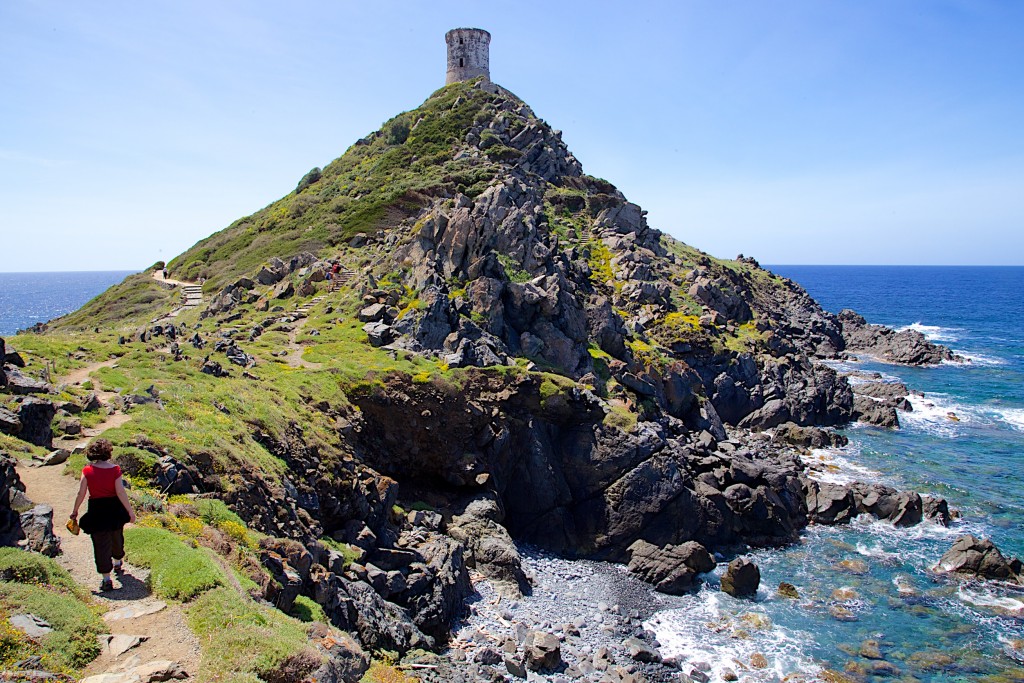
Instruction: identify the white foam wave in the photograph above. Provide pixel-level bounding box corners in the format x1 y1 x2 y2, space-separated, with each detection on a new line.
899 322 961 342
901 393 975 437
805 447 882 485
994 408 1024 432
948 350 1006 366
647 591 821 681
958 586 1024 615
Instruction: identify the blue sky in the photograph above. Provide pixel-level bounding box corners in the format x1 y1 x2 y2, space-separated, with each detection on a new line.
2 1 1022 271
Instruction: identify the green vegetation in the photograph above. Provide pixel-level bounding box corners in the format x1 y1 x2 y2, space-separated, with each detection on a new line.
187 587 318 683
47 271 177 331
165 79 509 291
124 527 225 600
0 549 103 675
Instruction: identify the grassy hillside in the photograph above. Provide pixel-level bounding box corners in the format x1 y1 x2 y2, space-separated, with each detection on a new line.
167 79 505 292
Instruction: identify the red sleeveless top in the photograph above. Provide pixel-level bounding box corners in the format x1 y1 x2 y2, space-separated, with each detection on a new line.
83 464 121 499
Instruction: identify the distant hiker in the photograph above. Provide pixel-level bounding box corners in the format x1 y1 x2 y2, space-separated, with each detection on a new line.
163 268 168 279
69 439 137 592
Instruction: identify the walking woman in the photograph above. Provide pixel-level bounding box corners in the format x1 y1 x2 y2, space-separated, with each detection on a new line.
69 439 136 592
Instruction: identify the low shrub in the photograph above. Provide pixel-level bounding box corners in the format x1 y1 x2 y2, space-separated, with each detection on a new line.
186 586 316 682
0 550 103 673
124 527 224 600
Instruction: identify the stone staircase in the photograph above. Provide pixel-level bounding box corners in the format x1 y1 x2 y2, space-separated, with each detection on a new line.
328 268 356 292
180 285 203 310
295 295 325 316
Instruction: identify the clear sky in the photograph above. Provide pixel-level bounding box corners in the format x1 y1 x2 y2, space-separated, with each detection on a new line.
2 1 1022 271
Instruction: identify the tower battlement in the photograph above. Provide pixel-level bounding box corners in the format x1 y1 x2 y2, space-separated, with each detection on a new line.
445 28 490 85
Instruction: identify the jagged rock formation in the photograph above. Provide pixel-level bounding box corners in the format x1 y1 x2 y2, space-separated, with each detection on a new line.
937 535 1023 585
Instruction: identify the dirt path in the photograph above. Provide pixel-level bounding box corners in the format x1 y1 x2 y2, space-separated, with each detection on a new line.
16 361 201 681
151 270 191 288
284 315 323 370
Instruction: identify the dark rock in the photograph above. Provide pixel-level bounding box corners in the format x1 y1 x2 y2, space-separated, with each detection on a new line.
623 636 661 663
154 456 199 494
772 422 848 449
34 449 70 467
504 653 527 679
852 395 899 428
4 371 52 396
307 624 369 683
721 558 760 597
17 398 55 448
804 479 856 525
627 539 714 594
0 455 26 547
362 322 394 347
937 535 1024 584
524 630 561 671
777 582 799 598
19 505 60 557
0 407 22 438
839 309 959 365
447 497 529 596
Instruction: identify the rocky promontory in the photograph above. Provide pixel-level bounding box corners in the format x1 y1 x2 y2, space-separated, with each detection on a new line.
0 76 966 682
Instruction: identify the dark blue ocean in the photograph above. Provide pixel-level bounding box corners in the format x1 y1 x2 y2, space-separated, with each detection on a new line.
0 271 133 336
2 266 1022 678
650 266 1024 681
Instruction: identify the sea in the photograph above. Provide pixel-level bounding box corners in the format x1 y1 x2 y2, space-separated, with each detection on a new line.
2 266 1023 679
646 266 1024 682
0 271 133 335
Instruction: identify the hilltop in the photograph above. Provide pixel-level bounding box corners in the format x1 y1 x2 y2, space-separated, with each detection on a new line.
0 77 959 682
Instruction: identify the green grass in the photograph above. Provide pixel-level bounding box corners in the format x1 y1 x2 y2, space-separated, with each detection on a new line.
163 79 506 292
124 526 225 600
186 586 317 682
0 549 103 674
289 595 327 624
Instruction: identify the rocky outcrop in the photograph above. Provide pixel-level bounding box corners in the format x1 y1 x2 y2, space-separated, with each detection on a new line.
19 504 61 557
838 309 960 365
804 479 951 527
626 539 714 594
721 558 760 597
16 397 55 448
0 454 25 548
447 496 529 596
937 535 1024 584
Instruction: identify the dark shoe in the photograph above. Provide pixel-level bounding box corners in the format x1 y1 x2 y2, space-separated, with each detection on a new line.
99 578 114 592
113 563 126 576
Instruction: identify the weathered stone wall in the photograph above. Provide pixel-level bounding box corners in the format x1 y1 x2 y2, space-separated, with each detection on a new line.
445 28 490 84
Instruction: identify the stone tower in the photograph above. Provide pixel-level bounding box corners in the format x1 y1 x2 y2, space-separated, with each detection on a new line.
445 28 490 85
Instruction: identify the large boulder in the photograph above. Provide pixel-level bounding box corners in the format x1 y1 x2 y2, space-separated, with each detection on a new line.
0 455 25 547
447 497 528 596
0 408 21 438
627 539 715 594
937 535 1023 584
17 398 56 448
721 558 760 598
523 630 562 671
19 505 60 557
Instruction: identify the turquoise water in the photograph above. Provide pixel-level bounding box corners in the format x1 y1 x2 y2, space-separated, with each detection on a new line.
0 271 133 335
649 266 1024 681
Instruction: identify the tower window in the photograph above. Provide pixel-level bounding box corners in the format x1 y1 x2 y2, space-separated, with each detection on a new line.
459 38 463 44
459 58 464 67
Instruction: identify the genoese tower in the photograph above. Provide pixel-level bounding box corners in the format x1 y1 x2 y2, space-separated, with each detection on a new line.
445 28 490 84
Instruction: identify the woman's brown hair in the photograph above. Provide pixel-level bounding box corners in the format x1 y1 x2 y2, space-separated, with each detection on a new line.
85 438 114 462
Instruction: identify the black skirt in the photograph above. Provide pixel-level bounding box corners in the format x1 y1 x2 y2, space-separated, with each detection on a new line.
79 496 130 534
